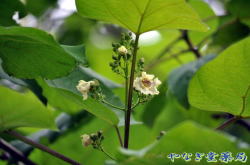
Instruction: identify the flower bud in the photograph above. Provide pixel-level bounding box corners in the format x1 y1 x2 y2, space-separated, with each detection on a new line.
90 133 98 141
109 62 115 67
112 55 118 60
160 131 166 136
118 46 128 55
139 58 145 64
97 130 103 138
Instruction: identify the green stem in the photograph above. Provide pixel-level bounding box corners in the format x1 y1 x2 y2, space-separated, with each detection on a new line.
100 146 116 160
132 98 140 109
102 100 125 111
115 126 123 147
124 34 140 148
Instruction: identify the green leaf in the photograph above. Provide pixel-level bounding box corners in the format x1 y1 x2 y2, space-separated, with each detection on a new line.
0 26 76 79
46 67 120 125
36 79 83 113
227 0 250 19
75 0 208 34
0 0 27 26
188 37 250 117
168 54 215 108
0 86 55 131
120 121 250 165
150 121 250 160
152 94 221 138
61 44 88 67
211 16 249 49
11 112 92 156
188 0 219 45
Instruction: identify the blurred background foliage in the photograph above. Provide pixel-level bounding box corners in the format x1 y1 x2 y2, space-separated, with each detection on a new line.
0 0 250 164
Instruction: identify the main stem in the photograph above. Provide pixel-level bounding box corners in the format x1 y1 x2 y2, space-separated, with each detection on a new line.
124 34 140 148
5 130 81 165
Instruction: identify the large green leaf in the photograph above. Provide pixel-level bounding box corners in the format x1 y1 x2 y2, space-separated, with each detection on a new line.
0 86 55 131
36 79 83 113
61 44 88 67
188 37 250 117
0 26 76 79
188 0 219 45
211 16 249 49
119 121 250 165
46 67 121 125
150 93 220 138
168 54 215 108
75 0 208 34
227 0 250 19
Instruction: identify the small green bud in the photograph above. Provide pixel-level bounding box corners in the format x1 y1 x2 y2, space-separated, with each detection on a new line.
90 134 98 141
112 55 118 60
160 131 166 136
139 58 145 64
97 130 103 138
109 62 114 67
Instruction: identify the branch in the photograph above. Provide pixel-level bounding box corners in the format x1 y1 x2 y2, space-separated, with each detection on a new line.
181 30 202 59
5 130 81 165
145 37 182 70
213 113 250 131
0 138 36 165
215 116 241 130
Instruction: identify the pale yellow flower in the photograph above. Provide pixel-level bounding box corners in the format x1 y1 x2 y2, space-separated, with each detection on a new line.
118 46 128 55
81 134 92 147
133 72 161 95
76 80 99 100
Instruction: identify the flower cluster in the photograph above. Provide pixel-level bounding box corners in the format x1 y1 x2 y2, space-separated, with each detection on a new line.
81 131 104 149
109 33 134 76
76 79 104 100
76 33 162 104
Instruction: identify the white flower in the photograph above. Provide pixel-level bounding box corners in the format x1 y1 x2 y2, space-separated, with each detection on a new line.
118 46 128 55
81 134 92 147
76 80 99 100
133 72 161 95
